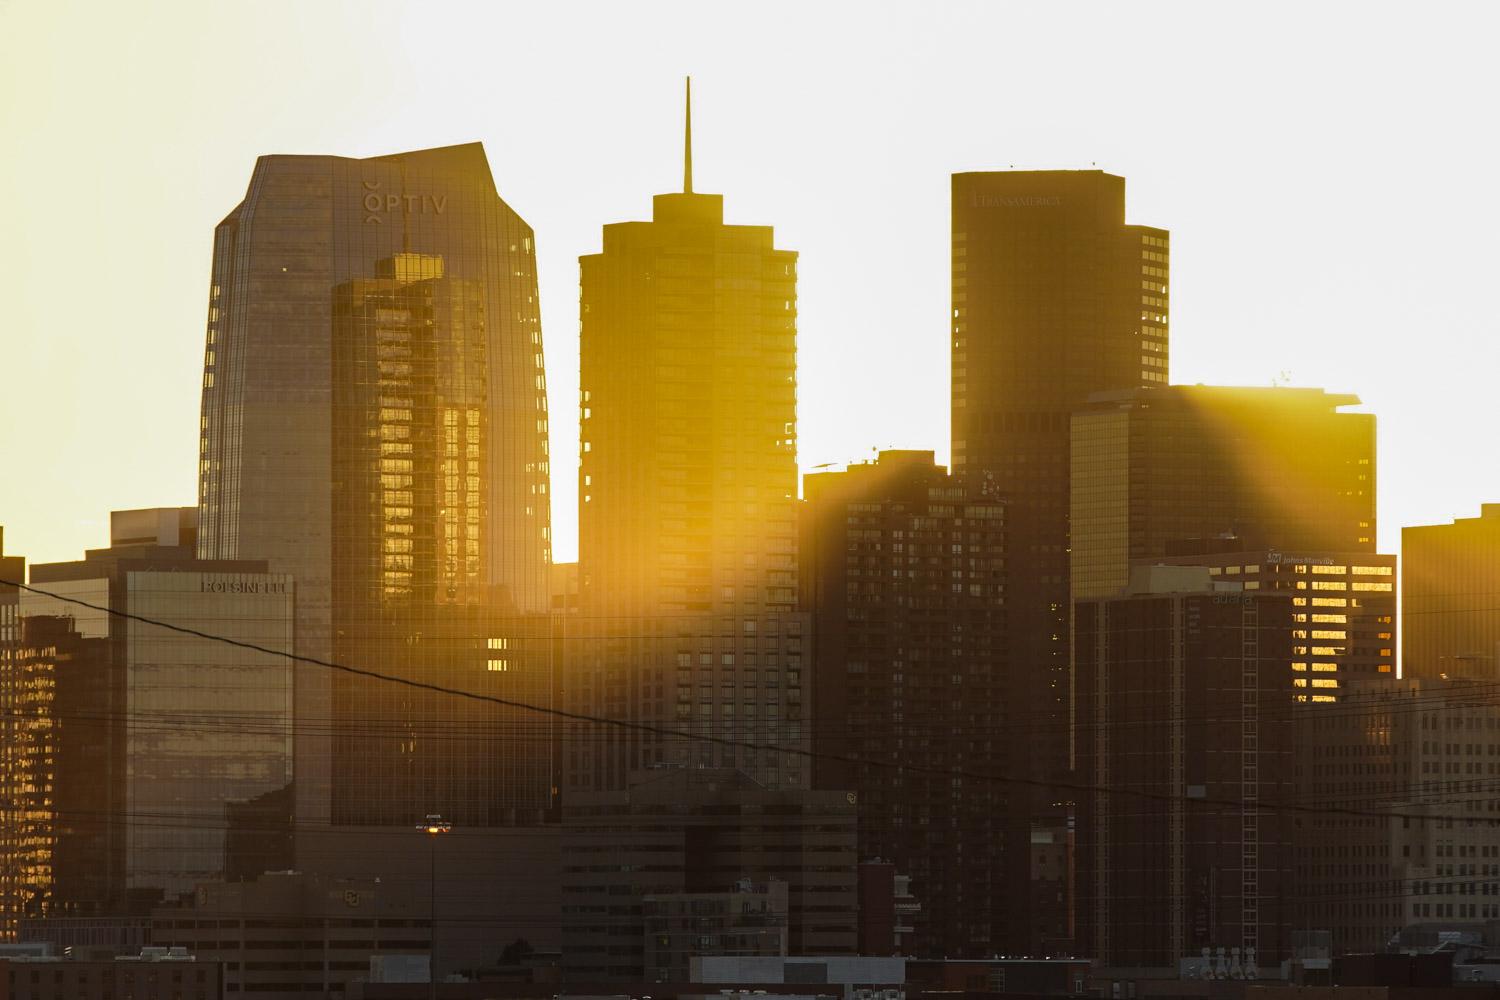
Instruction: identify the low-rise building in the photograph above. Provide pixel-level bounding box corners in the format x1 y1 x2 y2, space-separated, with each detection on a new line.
692 955 905 1000
562 769 857 982
0 947 222 1000
148 871 428 999
644 879 788 982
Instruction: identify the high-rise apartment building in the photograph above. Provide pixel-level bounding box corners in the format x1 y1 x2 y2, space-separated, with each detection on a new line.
1153 549 1396 702
800 451 1010 957
1403 504 1500 680
1071 386 1377 603
951 171 1167 946
1 509 293 929
195 143 554 830
570 88 807 790
1075 567 1295 970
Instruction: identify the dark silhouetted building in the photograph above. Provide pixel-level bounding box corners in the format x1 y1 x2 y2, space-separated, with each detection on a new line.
1403 504 1500 680
951 170 1167 948
1295 676 1500 955
1152 549 1396 702
643 879 788 983
1075 567 1295 970
2 509 293 930
195 143 554 834
801 450 1009 957
560 769 856 982
149 871 429 999
1071 386 1377 603
570 86 807 791
0 951 223 1000
855 860 918 957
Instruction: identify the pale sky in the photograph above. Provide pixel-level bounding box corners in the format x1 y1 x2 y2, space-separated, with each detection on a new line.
1 0 1497 566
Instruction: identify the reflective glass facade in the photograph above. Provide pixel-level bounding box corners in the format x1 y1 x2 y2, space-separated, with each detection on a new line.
122 570 293 898
196 144 554 828
2 527 295 929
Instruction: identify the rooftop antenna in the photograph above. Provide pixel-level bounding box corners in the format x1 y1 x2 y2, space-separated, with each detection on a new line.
683 76 693 194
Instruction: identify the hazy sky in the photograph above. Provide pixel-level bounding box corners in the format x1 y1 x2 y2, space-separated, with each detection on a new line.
2 0 1497 565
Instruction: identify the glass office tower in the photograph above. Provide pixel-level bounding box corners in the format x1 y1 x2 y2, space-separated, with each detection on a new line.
197 144 554 829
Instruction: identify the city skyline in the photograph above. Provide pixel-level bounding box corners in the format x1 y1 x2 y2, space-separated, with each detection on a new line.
10 1 1500 982
5 2 1500 566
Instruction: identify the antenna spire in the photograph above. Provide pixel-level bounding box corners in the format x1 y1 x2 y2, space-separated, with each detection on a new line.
683 76 693 194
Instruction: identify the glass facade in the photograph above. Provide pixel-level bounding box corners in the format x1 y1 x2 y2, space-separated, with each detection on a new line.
1 536 296 930
122 570 293 899
196 144 554 829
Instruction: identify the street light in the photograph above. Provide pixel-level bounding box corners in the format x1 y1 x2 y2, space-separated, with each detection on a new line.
417 813 452 999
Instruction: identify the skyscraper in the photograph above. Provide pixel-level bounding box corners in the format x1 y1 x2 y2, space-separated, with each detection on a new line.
571 84 807 790
801 451 1011 957
951 170 1167 946
1403 504 1500 680
196 143 554 830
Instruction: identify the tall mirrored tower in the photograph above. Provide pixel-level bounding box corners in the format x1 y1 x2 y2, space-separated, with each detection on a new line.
197 143 554 830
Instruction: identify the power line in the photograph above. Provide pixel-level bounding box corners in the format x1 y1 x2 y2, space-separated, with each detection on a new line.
11 578 1500 828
